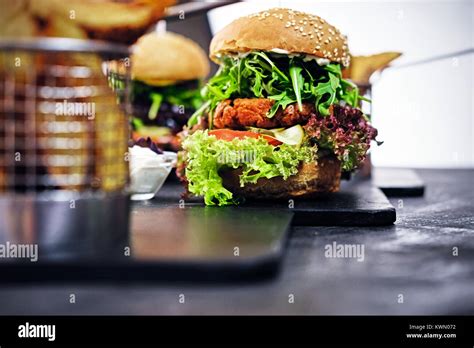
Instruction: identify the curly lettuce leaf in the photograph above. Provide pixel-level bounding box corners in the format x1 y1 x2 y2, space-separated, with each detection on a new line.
303 105 378 171
182 130 316 206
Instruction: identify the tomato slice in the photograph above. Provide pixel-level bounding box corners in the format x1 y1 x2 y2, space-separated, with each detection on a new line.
209 129 282 146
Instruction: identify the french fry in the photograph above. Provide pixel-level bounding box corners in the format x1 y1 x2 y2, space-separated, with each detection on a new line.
29 0 175 44
343 52 402 85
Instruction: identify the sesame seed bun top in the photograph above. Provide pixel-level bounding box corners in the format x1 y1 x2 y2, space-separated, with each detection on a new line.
210 8 350 67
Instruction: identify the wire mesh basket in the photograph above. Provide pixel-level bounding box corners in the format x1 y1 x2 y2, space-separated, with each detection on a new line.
0 38 132 259
0 38 131 193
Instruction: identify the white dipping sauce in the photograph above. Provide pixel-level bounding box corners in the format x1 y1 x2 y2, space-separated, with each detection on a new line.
128 146 176 200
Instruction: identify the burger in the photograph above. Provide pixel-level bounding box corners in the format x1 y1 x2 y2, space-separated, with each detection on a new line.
130 31 210 150
179 8 380 206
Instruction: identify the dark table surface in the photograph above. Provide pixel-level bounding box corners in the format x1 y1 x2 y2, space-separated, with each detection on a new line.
0 168 473 315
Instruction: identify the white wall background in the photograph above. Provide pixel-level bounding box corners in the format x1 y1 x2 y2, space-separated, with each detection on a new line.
208 0 474 168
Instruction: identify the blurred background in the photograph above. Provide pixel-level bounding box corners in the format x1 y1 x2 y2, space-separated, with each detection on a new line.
172 0 473 169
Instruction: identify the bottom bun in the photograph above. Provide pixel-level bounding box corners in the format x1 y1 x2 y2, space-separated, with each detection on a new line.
220 156 341 200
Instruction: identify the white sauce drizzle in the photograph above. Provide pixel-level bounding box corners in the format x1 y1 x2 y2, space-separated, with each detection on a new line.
217 49 332 65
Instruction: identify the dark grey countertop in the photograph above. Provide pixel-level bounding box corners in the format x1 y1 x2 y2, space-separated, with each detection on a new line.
0 169 473 315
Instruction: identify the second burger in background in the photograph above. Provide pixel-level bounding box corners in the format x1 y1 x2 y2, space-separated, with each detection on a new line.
130 31 210 150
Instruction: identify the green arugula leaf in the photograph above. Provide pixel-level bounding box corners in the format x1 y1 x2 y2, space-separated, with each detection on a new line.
132 117 144 130
324 63 342 77
187 100 211 127
202 52 366 118
311 72 341 115
268 91 296 118
148 93 163 120
289 60 304 112
253 52 289 82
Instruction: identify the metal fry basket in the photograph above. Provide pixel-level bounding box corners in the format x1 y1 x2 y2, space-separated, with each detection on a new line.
0 38 132 259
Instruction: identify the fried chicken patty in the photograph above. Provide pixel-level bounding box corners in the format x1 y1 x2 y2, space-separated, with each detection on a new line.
213 98 316 129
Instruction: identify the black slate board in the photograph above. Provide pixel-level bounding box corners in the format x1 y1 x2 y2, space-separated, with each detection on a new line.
151 180 396 226
0 206 293 283
372 168 425 197
0 179 395 283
